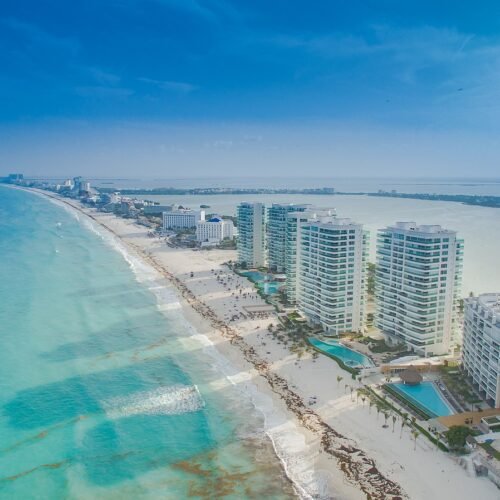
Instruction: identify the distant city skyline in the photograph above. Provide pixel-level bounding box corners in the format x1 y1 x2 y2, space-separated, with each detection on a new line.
1 1 500 177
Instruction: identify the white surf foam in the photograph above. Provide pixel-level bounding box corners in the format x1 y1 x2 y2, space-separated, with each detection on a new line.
103 385 204 419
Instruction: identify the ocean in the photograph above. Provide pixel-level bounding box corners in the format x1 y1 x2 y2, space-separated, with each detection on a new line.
0 186 297 499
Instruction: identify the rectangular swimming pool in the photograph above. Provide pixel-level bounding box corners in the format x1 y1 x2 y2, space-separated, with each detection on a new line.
389 382 454 417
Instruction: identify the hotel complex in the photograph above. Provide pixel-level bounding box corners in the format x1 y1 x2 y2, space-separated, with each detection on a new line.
267 204 310 272
296 217 368 334
375 222 463 356
196 216 234 246
237 202 266 268
163 209 205 230
462 294 500 407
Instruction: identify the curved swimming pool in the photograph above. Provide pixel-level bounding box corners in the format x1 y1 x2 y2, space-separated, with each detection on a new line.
308 338 374 368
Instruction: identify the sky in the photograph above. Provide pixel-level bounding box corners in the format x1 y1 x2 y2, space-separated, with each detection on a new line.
1 1 500 178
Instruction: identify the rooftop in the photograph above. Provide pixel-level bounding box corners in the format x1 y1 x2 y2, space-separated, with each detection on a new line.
399 368 423 385
385 221 456 235
477 293 500 315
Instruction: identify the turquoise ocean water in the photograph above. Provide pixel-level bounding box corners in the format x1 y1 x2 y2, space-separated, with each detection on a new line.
0 187 296 499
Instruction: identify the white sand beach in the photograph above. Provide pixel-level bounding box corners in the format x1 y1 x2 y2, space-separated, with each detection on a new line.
30 189 499 500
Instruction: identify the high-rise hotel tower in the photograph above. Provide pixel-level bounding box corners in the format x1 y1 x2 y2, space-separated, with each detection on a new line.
285 208 335 304
375 222 463 356
297 217 368 335
236 202 266 268
267 204 310 272
462 294 500 407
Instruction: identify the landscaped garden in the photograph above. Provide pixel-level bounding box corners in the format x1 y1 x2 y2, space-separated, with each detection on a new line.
438 365 485 412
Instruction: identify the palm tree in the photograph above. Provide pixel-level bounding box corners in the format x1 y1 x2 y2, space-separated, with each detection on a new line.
356 389 361 404
336 375 343 387
392 414 397 433
383 412 389 428
369 400 374 414
376 405 382 420
361 396 366 407
411 430 420 451
400 418 406 439
344 383 349 394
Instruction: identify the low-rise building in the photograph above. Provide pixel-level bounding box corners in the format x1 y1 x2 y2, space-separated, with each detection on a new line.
163 210 205 230
196 216 234 245
144 204 177 216
463 293 500 408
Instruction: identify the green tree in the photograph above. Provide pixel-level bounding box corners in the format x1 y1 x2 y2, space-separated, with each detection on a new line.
445 425 472 451
336 375 343 387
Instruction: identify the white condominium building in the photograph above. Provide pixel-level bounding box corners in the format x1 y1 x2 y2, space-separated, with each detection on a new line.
297 217 368 335
267 204 310 272
375 222 463 356
196 216 234 245
163 210 205 230
237 202 265 268
462 294 500 407
285 208 335 304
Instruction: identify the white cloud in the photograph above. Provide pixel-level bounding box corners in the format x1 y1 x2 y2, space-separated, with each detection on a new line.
138 77 198 93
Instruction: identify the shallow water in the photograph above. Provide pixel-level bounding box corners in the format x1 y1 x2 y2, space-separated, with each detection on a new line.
0 187 297 499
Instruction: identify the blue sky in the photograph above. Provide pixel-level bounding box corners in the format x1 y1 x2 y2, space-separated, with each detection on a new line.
1 1 500 177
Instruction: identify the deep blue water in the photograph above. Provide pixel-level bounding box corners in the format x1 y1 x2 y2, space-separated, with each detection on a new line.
0 187 294 498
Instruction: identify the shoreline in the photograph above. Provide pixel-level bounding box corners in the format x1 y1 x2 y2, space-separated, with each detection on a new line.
22 187 400 499
12 186 500 500
21 187 353 499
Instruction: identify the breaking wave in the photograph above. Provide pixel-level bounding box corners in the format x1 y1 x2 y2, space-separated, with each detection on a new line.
103 385 205 419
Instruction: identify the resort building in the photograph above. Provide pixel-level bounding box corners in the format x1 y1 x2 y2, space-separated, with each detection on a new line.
162 209 205 230
285 208 335 303
267 204 310 272
462 294 500 407
237 202 266 268
196 216 234 246
296 217 368 334
144 204 177 216
375 222 463 356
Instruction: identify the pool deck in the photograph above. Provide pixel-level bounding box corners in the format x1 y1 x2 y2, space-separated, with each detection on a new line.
438 408 500 428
